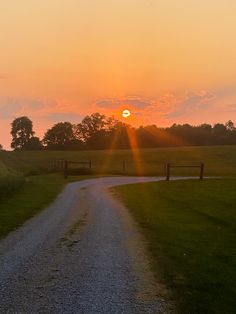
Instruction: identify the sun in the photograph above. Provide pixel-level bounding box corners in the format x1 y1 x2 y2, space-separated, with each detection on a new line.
122 109 131 118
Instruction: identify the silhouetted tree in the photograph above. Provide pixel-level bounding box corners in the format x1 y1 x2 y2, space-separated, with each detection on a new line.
213 123 227 134
24 137 43 150
11 116 35 150
225 120 235 131
43 122 81 150
76 113 108 142
107 122 131 149
30 113 236 150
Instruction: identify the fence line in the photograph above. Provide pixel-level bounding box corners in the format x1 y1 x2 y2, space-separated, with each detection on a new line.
165 162 204 181
64 160 92 178
48 159 205 179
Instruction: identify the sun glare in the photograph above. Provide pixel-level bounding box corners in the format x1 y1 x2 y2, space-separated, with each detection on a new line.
122 109 131 118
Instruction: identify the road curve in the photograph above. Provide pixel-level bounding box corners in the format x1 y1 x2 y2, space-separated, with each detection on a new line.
0 176 173 313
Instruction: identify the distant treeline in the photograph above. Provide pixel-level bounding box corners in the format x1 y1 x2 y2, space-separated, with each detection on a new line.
8 113 236 151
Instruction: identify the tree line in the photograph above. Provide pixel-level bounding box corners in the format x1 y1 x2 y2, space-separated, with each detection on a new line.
8 113 236 151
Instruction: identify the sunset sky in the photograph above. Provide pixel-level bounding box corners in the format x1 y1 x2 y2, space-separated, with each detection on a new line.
1 0 236 149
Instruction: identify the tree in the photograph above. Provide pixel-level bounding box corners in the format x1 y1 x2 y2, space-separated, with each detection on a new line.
24 137 43 150
225 120 235 131
213 123 227 134
76 113 107 142
0 144 3 150
43 122 80 150
107 121 131 149
11 116 35 150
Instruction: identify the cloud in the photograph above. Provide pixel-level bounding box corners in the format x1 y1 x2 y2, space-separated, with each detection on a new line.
0 98 50 119
92 91 219 126
165 91 216 118
123 96 154 109
227 103 236 112
96 96 154 110
47 112 83 123
0 97 85 149
0 100 22 119
0 97 79 121
96 99 120 109
0 91 216 125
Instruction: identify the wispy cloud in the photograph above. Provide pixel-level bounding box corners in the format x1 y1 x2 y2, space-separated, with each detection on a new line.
165 91 216 118
226 103 236 112
0 97 84 121
94 91 217 122
0 89 234 149
47 112 83 123
96 96 154 110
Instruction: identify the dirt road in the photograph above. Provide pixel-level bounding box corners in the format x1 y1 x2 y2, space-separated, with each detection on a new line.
0 177 172 313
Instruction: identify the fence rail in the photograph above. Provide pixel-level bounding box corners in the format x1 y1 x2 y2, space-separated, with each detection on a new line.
48 159 205 179
64 160 92 178
49 159 65 171
165 162 204 181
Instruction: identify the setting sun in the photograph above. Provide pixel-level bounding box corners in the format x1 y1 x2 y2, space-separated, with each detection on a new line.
122 109 131 118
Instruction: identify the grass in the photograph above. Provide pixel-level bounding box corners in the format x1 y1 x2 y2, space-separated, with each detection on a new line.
1 145 236 176
113 179 236 314
0 159 14 176
1 146 236 311
0 173 99 239
0 175 25 200
0 174 65 239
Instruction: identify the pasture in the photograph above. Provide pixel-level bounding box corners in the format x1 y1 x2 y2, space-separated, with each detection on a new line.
1 145 235 239
113 179 236 313
0 146 236 312
0 145 236 177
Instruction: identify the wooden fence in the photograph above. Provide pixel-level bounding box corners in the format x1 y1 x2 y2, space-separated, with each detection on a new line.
49 159 65 171
49 159 205 179
165 162 204 181
64 160 92 178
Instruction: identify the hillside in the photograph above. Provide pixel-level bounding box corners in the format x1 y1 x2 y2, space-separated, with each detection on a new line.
0 145 236 177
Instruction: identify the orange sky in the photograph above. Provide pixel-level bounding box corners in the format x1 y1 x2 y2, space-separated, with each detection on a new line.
1 0 236 149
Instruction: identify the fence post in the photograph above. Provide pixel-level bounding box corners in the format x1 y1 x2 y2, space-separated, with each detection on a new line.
123 160 126 174
200 163 204 181
64 160 68 179
166 163 170 181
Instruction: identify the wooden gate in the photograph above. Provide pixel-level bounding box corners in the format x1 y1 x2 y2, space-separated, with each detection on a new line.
64 160 92 178
165 163 204 181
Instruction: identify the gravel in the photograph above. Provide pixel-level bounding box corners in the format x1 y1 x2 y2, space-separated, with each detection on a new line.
0 176 174 313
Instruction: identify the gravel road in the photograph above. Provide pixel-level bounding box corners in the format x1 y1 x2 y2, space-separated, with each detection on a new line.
0 176 173 313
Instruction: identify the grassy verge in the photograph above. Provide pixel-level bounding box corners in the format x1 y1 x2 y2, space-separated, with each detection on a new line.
113 179 236 313
0 174 99 239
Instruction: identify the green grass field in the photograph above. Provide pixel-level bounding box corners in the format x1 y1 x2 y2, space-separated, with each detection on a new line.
0 174 66 239
1 145 236 176
0 146 236 312
0 173 102 239
113 179 236 314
